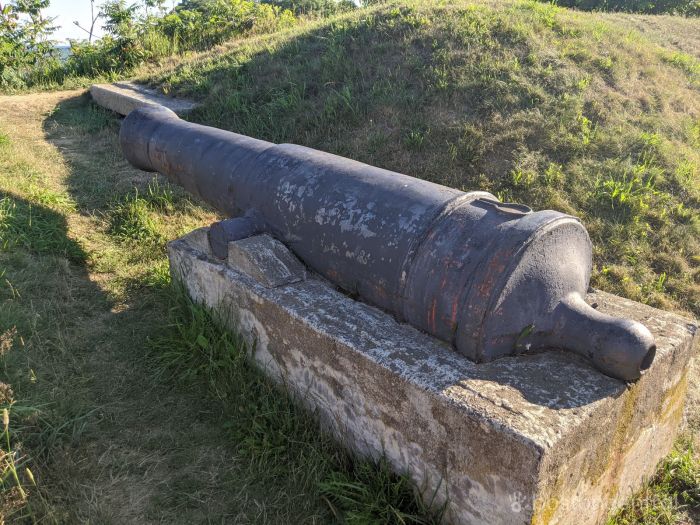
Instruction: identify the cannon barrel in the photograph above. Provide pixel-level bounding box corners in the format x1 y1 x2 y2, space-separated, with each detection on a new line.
119 106 656 381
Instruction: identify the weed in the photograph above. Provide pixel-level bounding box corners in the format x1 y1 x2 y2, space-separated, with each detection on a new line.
511 167 536 187
108 191 164 245
595 166 657 212
675 160 697 185
447 142 458 162
656 272 667 292
404 128 428 151
144 177 177 212
578 113 596 147
608 438 700 524
576 75 591 91
595 55 615 73
150 288 443 523
543 163 565 186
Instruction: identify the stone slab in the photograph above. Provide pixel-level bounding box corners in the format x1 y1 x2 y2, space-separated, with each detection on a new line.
227 234 306 288
168 229 698 525
89 81 197 116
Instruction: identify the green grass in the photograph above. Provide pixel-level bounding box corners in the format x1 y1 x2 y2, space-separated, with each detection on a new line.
609 438 700 524
144 0 700 319
0 0 698 522
108 191 165 245
151 288 441 524
0 88 439 522
0 194 83 262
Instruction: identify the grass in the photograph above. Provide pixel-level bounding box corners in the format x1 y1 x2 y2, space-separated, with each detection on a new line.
143 0 700 319
0 0 697 522
151 288 441 524
108 191 166 245
0 194 83 262
0 90 440 522
608 438 700 524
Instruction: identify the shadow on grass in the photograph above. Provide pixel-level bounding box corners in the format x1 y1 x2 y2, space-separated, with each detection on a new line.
0 191 110 522
28 5 700 517
0 191 86 264
34 93 446 523
145 1 700 323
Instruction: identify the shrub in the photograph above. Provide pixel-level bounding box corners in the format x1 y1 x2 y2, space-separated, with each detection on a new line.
0 0 61 90
261 0 356 16
157 0 297 51
549 0 700 16
0 0 301 91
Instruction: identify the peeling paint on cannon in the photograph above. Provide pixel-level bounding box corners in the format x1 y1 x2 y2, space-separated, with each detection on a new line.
119 105 657 381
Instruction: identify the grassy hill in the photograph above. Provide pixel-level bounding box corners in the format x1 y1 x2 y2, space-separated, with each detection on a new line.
0 0 698 523
141 0 700 321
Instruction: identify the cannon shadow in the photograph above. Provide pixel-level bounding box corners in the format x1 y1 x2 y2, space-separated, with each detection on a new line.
13 93 244 521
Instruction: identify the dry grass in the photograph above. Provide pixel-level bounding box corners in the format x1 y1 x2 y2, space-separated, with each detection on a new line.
0 91 269 523
0 0 698 522
145 0 700 320
0 90 440 523
604 13 700 58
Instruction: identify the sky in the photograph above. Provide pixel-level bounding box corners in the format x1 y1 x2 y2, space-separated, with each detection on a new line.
46 0 182 44
46 0 105 44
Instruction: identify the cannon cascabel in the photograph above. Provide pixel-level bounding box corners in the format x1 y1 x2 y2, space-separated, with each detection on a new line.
119 105 656 381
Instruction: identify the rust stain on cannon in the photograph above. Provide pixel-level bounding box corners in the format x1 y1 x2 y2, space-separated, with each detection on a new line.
119 105 657 381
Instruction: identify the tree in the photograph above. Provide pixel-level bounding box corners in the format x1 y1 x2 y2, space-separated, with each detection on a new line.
0 0 57 87
12 0 56 58
100 0 139 39
143 0 167 17
73 0 101 43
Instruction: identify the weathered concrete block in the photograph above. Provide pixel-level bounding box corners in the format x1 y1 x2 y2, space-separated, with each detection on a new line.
89 81 197 116
227 234 306 288
168 229 698 525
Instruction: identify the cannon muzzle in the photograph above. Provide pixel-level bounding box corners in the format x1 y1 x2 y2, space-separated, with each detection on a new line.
120 106 656 381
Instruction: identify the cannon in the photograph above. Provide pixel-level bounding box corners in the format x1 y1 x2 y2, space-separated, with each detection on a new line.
120 106 656 381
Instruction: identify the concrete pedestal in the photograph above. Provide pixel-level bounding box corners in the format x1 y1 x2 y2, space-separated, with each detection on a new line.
168 228 697 525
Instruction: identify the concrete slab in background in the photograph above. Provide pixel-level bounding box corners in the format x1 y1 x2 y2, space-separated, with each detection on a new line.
89 81 197 116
